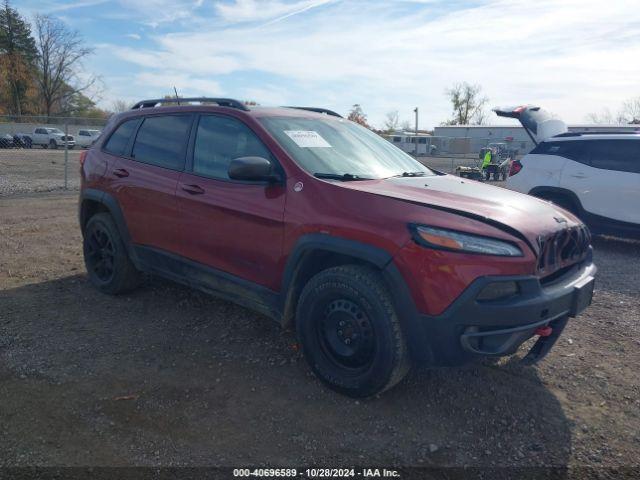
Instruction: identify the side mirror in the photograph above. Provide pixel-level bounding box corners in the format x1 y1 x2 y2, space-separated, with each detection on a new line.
228 156 281 183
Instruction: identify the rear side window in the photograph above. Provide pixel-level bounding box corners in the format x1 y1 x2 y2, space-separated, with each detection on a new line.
530 140 586 163
586 140 640 174
104 119 139 156
192 115 271 180
132 115 192 170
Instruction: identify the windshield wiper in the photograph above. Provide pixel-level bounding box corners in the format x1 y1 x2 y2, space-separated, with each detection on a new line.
314 173 374 181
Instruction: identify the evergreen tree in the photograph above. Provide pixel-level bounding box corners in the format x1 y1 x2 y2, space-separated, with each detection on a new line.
0 0 38 115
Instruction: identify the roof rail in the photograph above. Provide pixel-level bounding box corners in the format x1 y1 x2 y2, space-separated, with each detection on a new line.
283 106 343 118
555 130 640 137
131 97 250 111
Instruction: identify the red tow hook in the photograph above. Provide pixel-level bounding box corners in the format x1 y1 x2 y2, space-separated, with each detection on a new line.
535 326 553 337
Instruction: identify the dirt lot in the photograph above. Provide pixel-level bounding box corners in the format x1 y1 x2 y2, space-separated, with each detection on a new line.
0 148 82 196
1 191 639 473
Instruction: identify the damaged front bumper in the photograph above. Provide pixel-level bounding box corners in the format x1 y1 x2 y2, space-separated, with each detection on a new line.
409 256 596 367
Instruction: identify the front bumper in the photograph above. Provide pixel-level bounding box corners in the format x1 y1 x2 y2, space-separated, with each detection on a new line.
407 257 596 367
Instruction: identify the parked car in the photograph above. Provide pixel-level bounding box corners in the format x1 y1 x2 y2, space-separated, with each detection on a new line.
495 105 640 239
20 127 75 149
76 129 101 148
79 98 596 397
12 133 32 148
0 133 14 148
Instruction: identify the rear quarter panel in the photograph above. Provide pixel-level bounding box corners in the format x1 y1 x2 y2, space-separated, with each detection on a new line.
507 153 567 194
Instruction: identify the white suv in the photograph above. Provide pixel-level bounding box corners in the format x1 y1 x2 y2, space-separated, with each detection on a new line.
495 105 640 239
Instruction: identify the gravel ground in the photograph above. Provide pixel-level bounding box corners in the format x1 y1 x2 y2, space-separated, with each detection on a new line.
0 192 639 474
0 148 82 196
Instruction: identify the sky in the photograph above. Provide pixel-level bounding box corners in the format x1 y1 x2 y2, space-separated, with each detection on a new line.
12 0 640 129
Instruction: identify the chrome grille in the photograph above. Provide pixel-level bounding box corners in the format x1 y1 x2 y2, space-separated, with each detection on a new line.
537 225 590 276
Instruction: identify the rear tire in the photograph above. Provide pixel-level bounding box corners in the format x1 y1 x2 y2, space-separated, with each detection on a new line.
83 213 142 295
296 265 410 398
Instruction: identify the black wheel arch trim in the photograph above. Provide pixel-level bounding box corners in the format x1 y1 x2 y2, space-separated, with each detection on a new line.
79 188 140 266
280 233 431 363
281 234 394 300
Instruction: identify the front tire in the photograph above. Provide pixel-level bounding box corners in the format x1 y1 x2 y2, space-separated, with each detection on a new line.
296 265 410 398
83 213 142 294
50 139 58 150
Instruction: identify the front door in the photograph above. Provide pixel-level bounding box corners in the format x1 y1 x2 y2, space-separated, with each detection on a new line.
175 114 286 290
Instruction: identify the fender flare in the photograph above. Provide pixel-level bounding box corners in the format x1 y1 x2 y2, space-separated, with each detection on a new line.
79 188 139 265
280 234 428 362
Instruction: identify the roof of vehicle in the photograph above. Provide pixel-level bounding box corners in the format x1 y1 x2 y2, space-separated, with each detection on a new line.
125 97 344 120
548 132 640 142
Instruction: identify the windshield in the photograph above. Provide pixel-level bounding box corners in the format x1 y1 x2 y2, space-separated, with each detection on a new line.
47 128 63 134
259 116 433 179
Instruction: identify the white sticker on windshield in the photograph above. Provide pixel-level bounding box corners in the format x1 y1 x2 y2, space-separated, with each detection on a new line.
284 130 332 148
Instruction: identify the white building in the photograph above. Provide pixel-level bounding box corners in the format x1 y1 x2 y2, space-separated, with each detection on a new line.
382 131 434 155
433 124 640 155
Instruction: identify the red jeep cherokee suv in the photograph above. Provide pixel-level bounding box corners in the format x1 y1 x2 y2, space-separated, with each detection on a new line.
79 98 596 397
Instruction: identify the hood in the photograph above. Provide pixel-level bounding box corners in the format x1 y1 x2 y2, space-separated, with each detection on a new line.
493 105 567 145
338 175 582 253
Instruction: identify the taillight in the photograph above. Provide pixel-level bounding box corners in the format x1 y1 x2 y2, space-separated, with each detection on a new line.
509 160 523 176
79 150 88 166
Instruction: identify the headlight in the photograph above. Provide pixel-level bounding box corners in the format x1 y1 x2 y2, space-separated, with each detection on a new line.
409 225 522 257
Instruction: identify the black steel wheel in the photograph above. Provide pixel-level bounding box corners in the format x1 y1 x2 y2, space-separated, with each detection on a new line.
317 298 376 371
296 265 410 397
83 213 142 294
85 224 116 283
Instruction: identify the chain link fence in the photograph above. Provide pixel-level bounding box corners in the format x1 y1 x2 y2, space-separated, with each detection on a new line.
0 115 108 196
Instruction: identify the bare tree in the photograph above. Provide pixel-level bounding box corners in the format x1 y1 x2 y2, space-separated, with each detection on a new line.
111 98 130 113
34 14 95 117
383 110 399 132
585 108 617 124
444 82 488 125
619 97 640 124
400 120 412 131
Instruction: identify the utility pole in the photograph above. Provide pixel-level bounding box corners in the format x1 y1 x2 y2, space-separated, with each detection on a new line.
413 107 419 155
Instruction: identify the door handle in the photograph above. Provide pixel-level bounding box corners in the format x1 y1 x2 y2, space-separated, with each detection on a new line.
570 173 587 179
113 168 129 178
181 184 205 195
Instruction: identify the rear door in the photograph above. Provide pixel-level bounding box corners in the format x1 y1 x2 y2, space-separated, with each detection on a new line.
33 128 47 145
108 114 194 253
561 139 640 224
175 114 286 290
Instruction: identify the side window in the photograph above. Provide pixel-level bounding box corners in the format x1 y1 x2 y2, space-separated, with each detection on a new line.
587 140 640 174
35 128 46 134
104 119 139 157
531 141 586 164
132 115 192 170
193 115 271 180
